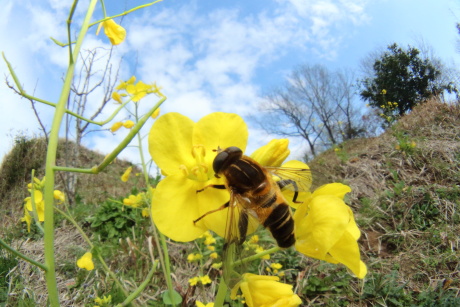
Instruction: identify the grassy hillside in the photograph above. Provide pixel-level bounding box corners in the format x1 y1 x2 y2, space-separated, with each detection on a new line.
0 99 459 306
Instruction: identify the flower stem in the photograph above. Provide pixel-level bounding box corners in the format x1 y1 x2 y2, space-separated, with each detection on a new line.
0 237 47 271
214 277 228 307
42 1 98 305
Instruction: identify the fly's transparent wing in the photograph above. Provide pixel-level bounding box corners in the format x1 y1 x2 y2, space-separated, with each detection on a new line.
265 166 313 193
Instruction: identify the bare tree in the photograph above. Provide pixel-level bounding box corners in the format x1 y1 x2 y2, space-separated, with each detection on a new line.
62 47 121 204
256 64 368 160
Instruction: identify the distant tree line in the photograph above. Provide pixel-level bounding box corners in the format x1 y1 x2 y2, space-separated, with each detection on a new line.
256 39 459 161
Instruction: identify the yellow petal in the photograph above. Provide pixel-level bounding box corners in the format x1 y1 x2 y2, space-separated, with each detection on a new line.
77 252 94 271
110 122 123 132
312 183 351 199
121 166 132 182
148 113 195 176
102 19 126 45
325 231 367 279
123 120 135 129
193 112 248 173
151 175 208 241
112 91 123 103
295 195 350 260
250 139 290 167
151 108 161 119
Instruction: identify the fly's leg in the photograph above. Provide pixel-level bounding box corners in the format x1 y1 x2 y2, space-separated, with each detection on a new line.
277 179 301 203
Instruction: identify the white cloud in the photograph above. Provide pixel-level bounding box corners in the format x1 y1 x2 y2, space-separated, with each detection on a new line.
0 0 374 164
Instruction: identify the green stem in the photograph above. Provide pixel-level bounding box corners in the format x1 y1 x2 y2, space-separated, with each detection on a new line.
53 97 166 175
115 264 157 307
0 237 47 272
89 0 164 27
2 54 132 126
232 246 281 267
214 277 228 307
42 1 98 305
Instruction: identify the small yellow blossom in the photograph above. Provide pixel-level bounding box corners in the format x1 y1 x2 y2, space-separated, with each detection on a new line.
196 301 214 307
210 252 218 259
187 253 202 262
53 190 65 203
110 122 123 132
381 89 387 95
123 120 135 129
254 245 270 260
230 273 302 307
189 277 199 286
248 235 259 244
200 275 212 285
142 208 150 217
204 236 216 245
25 190 45 221
151 108 161 119
270 263 283 270
116 76 136 91
77 252 94 271
94 295 112 306
207 245 216 252
20 207 32 232
121 166 132 182
101 19 126 45
112 91 123 103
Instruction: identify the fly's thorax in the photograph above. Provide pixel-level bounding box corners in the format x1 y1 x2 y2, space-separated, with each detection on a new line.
223 156 267 193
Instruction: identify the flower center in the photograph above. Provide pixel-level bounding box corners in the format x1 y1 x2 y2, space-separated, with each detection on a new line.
180 145 209 182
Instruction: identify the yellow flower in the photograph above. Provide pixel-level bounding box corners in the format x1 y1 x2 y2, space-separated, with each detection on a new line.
94 295 112 306
110 122 123 132
151 108 161 119
77 252 94 271
148 112 248 241
102 19 126 45
53 190 65 203
187 253 202 262
270 263 282 270
116 76 136 91
20 207 32 232
381 89 387 95
210 252 218 259
123 120 135 129
112 91 123 103
200 275 212 285
196 301 214 307
123 194 143 208
25 190 45 221
254 245 270 260
141 208 150 217
204 236 216 245
294 183 367 279
248 235 259 244
189 277 200 286
207 245 216 251
121 166 132 182
250 139 289 167
230 273 302 307
126 81 158 102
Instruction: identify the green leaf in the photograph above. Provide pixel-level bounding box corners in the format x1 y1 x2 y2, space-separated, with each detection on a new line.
162 289 182 305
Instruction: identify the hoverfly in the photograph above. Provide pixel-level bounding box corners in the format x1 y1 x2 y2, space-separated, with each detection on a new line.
193 146 312 248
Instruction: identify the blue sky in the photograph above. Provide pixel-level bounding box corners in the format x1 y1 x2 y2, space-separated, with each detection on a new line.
1 0 459 165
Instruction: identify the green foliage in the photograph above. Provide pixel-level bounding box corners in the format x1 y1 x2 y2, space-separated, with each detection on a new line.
0 248 18 305
87 199 148 241
360 43 453 120
361 271 412 306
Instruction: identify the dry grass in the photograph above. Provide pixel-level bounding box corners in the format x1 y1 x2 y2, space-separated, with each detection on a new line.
1 99 460 305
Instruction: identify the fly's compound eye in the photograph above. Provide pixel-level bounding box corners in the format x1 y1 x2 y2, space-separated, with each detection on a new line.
213 151 229 175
